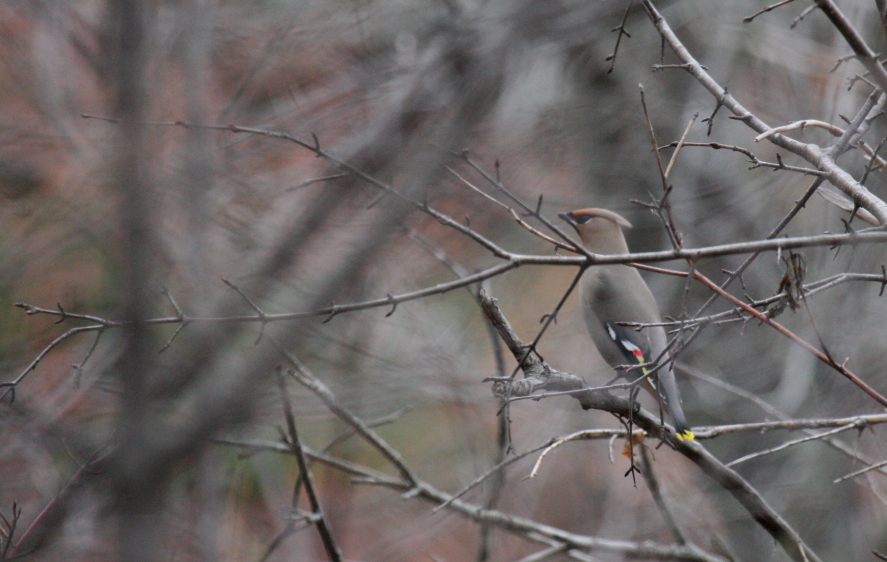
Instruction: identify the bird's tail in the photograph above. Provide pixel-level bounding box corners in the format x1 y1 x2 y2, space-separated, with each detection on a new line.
656 367 695 441
605 322 695 441
670 408 696 442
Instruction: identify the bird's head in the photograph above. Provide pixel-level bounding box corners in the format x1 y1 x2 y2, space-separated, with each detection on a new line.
558 208 632 254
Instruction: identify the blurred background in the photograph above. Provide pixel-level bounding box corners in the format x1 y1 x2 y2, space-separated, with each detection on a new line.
2 0 887 560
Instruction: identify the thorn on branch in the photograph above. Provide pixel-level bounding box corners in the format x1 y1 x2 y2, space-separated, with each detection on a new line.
702 88 729 137
288 172 351 191
848 202 862 226
830 53 857 73
629 198 657 210
880 265 887 296
860 133 887 185
790 3 817 28
322 304 340 324
159 322 186 353
385 294 398 317
222 279 266 315
312 133 321 153
846 73 877 92
539 312 557 324
160 285 185 318
222 279 268 343
55 303 67 324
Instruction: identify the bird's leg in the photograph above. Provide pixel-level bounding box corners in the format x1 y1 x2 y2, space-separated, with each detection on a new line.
622 385 642 483
649 376 670 448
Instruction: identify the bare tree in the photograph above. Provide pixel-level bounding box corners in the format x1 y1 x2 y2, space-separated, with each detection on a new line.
3 1 887 561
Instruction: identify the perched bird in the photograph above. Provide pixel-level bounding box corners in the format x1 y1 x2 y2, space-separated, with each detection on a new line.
559 208 695 441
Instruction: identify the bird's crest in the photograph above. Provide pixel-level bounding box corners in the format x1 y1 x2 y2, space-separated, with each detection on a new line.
563 208 632 228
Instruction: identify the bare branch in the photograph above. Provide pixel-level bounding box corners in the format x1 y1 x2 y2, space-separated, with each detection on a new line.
605 2 633 74
815 1 887 92
658 141 828 176
691 270 887 408
835 458 887 483
480 290 823 562
726 423 863 468
218 440 727 562
639 446 687 545
13 227 887 395
273 342 419 487
743 0 796 23
641 0 887 224
275 373 342 562
754 119 844 142
663 112 698 179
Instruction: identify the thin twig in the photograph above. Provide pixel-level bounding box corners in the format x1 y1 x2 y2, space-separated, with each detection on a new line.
12 227 887 395
276 373 342 562
639 84 682 249
755 119 844 142
743 0 796 23
272 341 419 487
639 446 687 545
481 293 820 562
217 439 727 562
664 112 699 179
691 271 887 408
658 141 828 176
605 2 634 74
726 423 861 467
445 165 571 250
640 0 887 224
834 458 887 483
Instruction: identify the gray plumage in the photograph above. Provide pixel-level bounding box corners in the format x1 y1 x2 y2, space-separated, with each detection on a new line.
559 208 694 440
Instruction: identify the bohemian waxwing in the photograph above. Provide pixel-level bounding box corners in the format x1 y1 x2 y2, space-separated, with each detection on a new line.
559 208 695 441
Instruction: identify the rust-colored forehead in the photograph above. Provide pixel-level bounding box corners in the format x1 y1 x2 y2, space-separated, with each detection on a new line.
567 208 632 228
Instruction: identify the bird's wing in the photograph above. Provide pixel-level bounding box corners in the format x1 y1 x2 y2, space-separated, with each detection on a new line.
602 321 653 378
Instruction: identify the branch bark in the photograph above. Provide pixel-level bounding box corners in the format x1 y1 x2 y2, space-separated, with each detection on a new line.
479 292 824 562
641 0 887 225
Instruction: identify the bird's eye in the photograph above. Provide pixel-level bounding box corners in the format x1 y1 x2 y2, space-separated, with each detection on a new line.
573 214 594 224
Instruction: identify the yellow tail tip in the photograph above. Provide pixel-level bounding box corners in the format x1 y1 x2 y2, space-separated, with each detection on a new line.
676 430 696 442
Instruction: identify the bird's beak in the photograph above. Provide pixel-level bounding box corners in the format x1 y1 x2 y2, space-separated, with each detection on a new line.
558 212 578 232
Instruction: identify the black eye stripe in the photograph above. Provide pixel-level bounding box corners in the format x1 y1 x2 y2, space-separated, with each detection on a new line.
573 213 595 224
